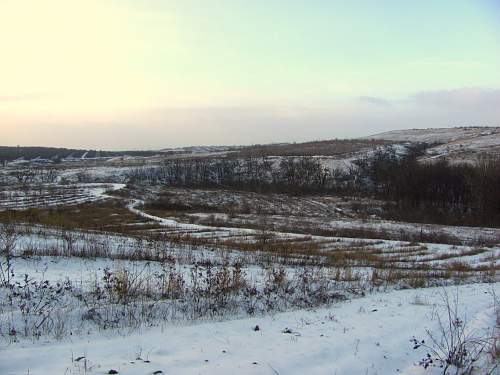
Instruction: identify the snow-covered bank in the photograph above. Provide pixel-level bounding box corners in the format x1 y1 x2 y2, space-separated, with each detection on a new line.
1 283 497 375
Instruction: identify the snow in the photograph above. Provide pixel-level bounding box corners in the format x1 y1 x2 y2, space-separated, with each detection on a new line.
125 200 500 271
367 127 500 163
367 127 500 144
0 183 125 211
1 127 499 374
128 199 259 237
1 282 497 375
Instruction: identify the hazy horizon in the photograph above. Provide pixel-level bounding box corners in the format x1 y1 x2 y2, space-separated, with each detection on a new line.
2 123 500 152
1 1 499 150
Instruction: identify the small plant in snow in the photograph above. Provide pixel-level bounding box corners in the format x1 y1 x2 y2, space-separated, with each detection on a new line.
411 289 497 374
6 274 73 339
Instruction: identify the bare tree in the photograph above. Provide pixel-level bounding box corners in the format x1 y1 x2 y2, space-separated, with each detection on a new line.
10 167 37 186
39 168 58 183
0 222 19 286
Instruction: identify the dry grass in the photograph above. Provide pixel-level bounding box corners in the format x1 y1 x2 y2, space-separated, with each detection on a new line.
235 139 392 157
0 199 157 234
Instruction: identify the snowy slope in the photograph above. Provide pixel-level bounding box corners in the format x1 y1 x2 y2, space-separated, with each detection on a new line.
367 127 500 144
367 127 500 162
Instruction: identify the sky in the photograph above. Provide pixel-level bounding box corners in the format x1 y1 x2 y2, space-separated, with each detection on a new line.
1 0 499 150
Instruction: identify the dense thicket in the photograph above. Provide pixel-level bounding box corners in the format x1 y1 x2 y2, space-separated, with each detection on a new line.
361 148 500 226
129 156 339 193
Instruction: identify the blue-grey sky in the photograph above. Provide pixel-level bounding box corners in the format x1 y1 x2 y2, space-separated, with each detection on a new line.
1 0 499 149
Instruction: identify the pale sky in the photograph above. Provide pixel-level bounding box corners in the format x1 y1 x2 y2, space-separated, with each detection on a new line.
1 0 499 149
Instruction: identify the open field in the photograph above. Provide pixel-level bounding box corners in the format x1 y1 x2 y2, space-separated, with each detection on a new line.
3 0 500 371
0 130 499 374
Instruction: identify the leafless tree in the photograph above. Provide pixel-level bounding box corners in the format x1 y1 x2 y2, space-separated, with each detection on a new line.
0 222 19 286
10 168 37 185
39 168 58 183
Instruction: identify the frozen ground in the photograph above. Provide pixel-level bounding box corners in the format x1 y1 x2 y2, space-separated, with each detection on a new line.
138 186 500 244
0 183 125 210
1 282 497 375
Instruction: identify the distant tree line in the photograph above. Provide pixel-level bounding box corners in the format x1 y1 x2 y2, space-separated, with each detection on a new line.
0 146 157 163
358 147 500 226
128 156 354 194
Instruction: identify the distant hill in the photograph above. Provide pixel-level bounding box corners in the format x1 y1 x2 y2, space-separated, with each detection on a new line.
0 146 158 163
160 145 243 156
234 139 392 157
367 126 500 162
367 126 500 143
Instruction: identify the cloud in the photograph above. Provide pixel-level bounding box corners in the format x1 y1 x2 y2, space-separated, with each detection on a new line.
357 88 500 112
411 88 500 110
4 88 499 149
357 96 391 106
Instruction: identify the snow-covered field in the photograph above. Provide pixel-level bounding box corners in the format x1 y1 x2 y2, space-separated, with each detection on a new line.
0 183 125 211
1 129 499 374
1 283 498 375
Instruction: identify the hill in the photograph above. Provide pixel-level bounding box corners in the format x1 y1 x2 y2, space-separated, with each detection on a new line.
367 126 500 162
0 146 158 164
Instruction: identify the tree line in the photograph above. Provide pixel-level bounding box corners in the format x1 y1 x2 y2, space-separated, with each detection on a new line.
0 146 157 163
128 148 500 227
359 147 500 226
128 156 348 194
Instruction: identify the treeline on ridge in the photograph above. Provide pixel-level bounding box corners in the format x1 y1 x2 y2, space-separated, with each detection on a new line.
0 146 157 162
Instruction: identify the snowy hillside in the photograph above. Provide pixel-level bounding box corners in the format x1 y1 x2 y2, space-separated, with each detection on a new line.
160 145 242 156
367 127 500 162
367 127 500 144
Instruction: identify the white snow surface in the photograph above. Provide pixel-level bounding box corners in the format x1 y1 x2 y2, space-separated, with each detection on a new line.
1 282 497 375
